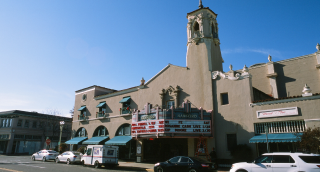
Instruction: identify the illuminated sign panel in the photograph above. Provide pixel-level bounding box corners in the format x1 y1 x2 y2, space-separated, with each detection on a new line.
131 119 211 136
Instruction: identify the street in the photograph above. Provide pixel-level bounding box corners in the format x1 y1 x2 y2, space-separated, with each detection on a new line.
0 155 153 172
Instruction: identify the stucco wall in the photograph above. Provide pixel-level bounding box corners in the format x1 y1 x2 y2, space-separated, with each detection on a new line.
249 65 270 96
73 40 217 140
213 77 256 159
275 54 320 98
251 98 320 125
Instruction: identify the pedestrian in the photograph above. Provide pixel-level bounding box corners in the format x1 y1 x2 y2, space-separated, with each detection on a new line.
209 147 218 169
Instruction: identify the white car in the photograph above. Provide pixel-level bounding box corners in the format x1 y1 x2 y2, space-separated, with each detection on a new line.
55 151 83 164
31 150 59 162
230 152 320 172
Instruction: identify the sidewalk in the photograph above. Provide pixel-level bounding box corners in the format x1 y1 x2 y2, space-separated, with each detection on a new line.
117 161 230 172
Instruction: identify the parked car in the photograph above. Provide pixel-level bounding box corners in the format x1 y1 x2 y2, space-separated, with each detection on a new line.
230 152 320 172
31 150 59 162
154 156 214 172
55 151 83 165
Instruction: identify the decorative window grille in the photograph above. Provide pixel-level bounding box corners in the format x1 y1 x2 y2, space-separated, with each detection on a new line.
254 120 306 134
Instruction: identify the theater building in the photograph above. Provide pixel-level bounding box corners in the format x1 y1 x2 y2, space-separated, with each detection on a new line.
70 2 320 162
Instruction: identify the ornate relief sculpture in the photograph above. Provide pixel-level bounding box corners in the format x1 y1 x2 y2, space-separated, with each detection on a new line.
212 65 251 81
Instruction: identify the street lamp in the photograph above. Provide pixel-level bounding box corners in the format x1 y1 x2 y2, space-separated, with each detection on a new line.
58 121 65 152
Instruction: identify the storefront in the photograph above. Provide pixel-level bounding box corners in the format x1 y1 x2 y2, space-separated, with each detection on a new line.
131 102 213 162
105 124 136 160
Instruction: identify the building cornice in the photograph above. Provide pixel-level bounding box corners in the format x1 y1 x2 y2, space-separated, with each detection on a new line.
94 87 139 100
249 94 320 107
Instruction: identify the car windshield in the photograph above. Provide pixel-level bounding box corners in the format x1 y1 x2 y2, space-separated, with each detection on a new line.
299 156 320 163
190 157 211 163
48 151 57 153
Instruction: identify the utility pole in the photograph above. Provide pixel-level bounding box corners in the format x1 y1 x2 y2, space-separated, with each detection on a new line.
265 126 270 153
58 121 65 152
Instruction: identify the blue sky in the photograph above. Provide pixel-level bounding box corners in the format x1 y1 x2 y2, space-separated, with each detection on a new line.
0 0 319 116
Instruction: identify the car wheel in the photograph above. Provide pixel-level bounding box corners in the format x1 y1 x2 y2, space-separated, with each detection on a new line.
67 159 71 165
157 166 164 172
236 170 248 172
32 156 35 161
42 157 46 162
94 161 100 168
55 158 59 163
189 169 197 172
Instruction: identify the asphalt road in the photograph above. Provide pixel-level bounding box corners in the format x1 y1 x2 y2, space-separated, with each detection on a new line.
0 155 152 172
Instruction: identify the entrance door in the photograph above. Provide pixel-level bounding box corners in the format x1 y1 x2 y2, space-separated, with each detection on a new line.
11 141 16 154
251 155 273 172
84 148 93 165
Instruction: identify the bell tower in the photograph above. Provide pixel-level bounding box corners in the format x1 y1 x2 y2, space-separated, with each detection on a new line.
186 1 223 72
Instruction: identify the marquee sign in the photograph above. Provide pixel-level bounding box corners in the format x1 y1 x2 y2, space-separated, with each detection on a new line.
256 107 298 118
131 119 211 136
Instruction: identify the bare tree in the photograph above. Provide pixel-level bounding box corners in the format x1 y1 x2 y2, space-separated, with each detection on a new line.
69 106 74 117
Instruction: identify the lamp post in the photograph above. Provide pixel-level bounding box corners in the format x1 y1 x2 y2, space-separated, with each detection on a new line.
58 121 65 152
265 125 270 153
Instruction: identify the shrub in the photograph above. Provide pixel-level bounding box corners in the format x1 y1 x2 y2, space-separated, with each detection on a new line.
295 127 320 153
60 143 68 153
77 146 86 154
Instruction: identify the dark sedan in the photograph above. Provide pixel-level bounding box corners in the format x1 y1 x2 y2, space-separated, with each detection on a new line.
154 156 215 172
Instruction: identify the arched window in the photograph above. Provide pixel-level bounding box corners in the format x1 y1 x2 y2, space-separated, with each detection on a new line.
76 127 87 137
194 22 199 31
116 124 131 136
212 23 217 38
93 126 109 137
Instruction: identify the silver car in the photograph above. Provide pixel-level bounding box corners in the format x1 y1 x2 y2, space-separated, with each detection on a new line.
31 150 59 161
55 151 83 165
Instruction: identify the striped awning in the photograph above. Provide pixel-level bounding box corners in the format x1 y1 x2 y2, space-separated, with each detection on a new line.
65 137 87 144
249 133 302 143
82 136 109 145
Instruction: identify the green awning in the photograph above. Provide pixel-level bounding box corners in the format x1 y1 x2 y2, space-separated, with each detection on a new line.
78 106 86 111
119 97 131 103
249 133 302 143
82 136 109 145
65 137 87 144
96 102 106 108
105 136 132 146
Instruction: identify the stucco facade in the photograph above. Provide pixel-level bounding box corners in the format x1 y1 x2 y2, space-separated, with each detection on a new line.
71 4 320 162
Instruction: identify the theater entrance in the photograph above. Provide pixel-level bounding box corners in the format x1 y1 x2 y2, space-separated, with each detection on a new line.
143 138 188 162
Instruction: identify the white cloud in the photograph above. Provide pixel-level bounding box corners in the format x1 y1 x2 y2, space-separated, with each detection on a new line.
222 48 283 59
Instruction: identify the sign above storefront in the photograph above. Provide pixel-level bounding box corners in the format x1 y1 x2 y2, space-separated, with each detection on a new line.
256 107 298 118
131 119 211 136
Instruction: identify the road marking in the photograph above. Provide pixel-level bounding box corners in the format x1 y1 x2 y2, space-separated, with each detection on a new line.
0 167 23 172
17 164 45 169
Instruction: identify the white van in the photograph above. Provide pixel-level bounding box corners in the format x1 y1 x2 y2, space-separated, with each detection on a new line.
81 145 119 168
